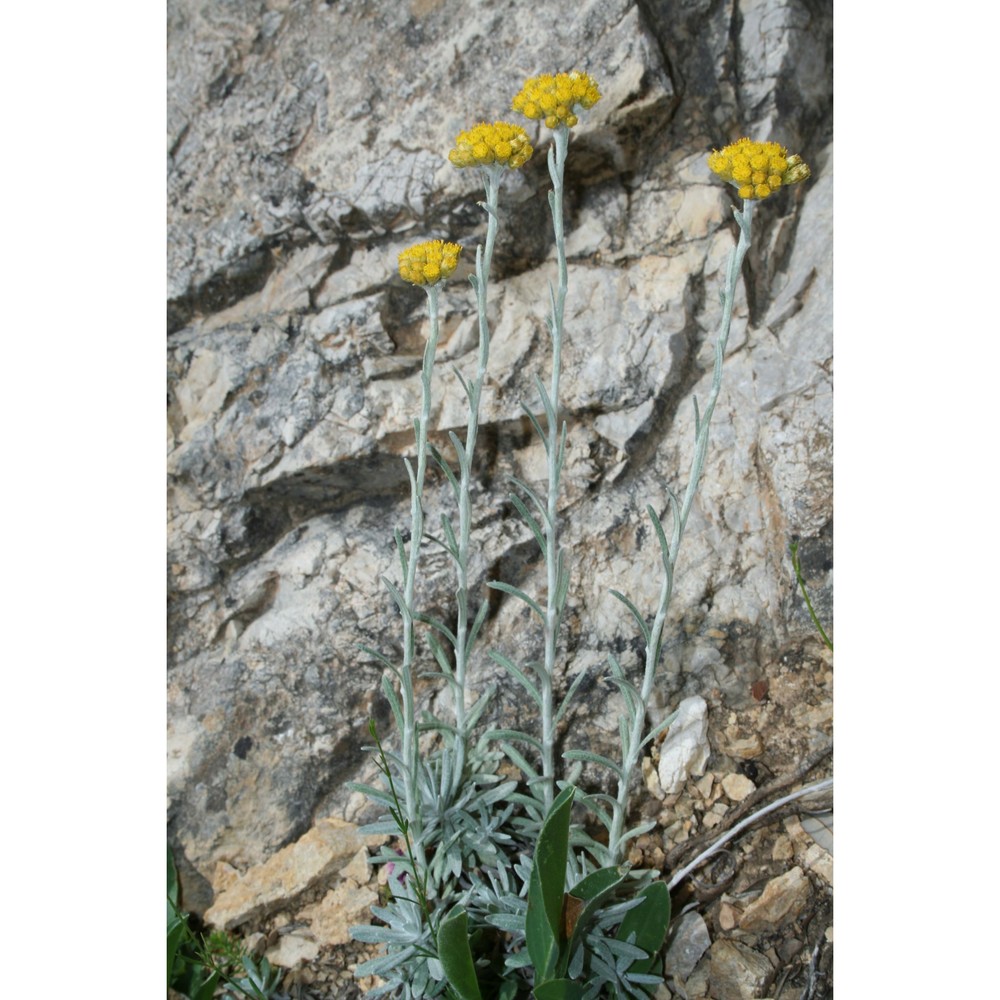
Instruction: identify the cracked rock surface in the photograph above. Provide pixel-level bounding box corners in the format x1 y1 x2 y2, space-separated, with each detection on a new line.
168 4 832 988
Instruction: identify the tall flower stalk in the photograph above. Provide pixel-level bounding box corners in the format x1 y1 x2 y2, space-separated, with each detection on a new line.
539 123 570 812
389 239 461 871
442 125 533 793
605 138 811 864
507 72 601 812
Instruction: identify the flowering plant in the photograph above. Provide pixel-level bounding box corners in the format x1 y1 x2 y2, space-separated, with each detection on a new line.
349 70 815 999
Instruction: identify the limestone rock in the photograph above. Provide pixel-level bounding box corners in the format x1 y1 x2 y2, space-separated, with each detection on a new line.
657 696 710 795
707 938 774 1000
265 929 319 968
299 881 380 948
721 772 756 802
738 865 811 932
204 817 367 930
662 910 711 982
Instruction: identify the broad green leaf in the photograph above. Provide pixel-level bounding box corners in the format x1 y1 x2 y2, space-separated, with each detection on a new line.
533 979 584 1000
615 881 671 975
497 980 520 1000
559 865 630 974
436 906 483 1000
526 786 575 981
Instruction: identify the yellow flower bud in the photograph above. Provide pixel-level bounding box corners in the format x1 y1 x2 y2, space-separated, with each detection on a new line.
512 71 601 129
707 137 811 201
448 121 534 170
398 240 463 286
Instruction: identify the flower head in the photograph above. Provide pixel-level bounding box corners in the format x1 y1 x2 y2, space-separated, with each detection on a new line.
707 138 811 201
448 121 534 169
512 71 601 129
398 240 462 286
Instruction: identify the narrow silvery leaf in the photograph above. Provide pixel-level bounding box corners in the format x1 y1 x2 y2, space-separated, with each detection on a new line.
556 421 568 476
646 505 673 573
403 452 417 494
355 643 398 676
380 675 404 732
464 686 497 730
534 374 556 430
440 514 460 561
609 590 651 645
346 781 394 808
509 493 548 556
556 551 571 610
487 580 545 622
467 598 490 652
619 716 631 758
448 430 468 468
382 577 410 621
607 675 642 718
417 613 457 648
489 651 543 709
522 404 549 452
452 365 473 404
426 633 456 677
616 820 658 855
563 750 625 782
393 527 409 581
429 442 460 499
639 708 680 749
487 728 543 751
497 741 540 781
553 666 589 725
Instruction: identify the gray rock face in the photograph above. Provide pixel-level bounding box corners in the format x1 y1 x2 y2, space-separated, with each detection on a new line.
168 0 833 899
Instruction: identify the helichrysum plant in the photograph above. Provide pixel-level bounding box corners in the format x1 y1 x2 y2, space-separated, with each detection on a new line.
349 71 811 999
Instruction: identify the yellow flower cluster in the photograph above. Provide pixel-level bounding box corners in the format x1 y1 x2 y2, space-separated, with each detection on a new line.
448 121 534 169
398 240 462 286
511 71 601 129
707 138 811 201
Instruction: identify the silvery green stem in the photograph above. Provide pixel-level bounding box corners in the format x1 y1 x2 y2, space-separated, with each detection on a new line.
608 199 755 863
399 282 442 871
539 126 571 812
450 164 502 791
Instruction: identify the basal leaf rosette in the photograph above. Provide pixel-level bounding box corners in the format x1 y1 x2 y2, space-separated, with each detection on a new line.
398 239 462 286
512 70 601 129
448 121 533 169
707 137 811 201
